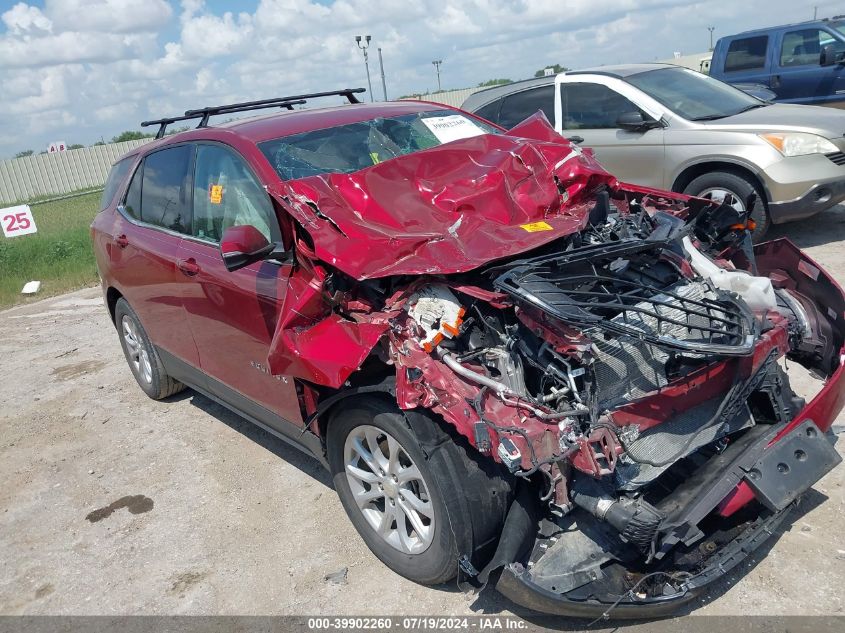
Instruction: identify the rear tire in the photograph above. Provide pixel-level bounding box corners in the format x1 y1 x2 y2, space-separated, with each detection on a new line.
114 298 185 400
327 397 513 585
683 170 770 242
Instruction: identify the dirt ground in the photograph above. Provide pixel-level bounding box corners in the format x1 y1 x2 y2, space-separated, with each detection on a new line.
1 208 845 621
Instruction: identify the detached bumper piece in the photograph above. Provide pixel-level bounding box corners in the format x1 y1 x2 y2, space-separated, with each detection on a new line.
745 419 842 511
496 501 793 618
493 419 840 618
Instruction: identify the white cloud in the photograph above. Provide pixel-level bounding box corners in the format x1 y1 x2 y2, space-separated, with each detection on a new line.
0 0 840 157
180 9 254 59
2 2 52 34
45 0 172 33
0 30 153 68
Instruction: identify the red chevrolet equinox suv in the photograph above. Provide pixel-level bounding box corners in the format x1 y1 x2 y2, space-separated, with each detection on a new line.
92 90 845 618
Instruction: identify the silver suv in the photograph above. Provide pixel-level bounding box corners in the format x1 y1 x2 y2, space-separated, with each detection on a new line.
461 64 845 237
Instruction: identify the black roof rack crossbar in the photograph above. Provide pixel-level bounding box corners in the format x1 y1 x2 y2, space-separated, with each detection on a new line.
141 99 306 138
194 98 308 128
140 114 200 139
184 88 365 120
140 88 365 138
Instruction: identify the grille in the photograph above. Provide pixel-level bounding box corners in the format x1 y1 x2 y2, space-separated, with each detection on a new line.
495 241 756 356
591 282 709 408
825 151 845 166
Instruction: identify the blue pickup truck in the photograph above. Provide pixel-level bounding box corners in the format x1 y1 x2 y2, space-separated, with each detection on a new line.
710 17 845 106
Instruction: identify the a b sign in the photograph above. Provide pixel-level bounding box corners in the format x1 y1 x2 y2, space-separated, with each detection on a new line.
1 205 37 238
48 141 67 153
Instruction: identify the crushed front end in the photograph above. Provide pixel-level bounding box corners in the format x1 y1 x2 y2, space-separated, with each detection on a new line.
389 191 845 617
266 119 845 617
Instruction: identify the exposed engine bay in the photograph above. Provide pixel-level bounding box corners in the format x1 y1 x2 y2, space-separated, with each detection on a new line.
261 119 845 616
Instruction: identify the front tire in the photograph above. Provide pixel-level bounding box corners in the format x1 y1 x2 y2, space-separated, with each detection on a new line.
114 298 185 400
327 397 512 585
683 170 770 241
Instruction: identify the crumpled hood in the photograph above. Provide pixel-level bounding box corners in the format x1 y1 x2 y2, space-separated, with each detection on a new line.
270 115 616 280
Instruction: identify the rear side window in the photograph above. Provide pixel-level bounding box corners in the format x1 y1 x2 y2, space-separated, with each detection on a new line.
100 158 134 210
780 29 845 67
140 146 193 234
497 85 555 129
123 164 142 220
724 36 768 72
474 100 502 125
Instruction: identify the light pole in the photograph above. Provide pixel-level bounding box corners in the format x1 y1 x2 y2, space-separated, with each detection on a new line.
377 48 388 101
707 26 715 51
355 35 374 102
432 60 443 92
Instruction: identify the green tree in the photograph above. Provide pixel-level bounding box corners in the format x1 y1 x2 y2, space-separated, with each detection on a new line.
477 78 513 87
14 149 34 158
67 143 84 150
534 64 570 77
111 130 153 143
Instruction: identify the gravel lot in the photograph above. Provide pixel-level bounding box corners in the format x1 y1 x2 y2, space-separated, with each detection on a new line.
1 207 845 620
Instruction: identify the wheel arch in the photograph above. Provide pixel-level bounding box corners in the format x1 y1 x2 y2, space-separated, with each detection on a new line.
670 160 771 207
106 286 124 325
311 375 398 442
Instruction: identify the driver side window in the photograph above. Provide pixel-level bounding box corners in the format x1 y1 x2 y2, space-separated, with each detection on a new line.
192 144 280 244
561 83 642 129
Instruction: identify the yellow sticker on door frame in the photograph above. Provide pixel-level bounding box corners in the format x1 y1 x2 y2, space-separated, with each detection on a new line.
520 221 553 232
210 184 223 204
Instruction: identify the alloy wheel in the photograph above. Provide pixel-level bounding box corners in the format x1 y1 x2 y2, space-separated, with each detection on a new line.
343 424 435 554
121 315 153 385
697 187 746 212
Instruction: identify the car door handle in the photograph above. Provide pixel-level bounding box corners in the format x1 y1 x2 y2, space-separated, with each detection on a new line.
771 75 781 88
115 234 129 248
177 258 200 276
567 135 585 144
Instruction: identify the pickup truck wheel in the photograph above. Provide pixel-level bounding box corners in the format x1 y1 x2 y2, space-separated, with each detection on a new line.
114 298 185 400
683 171 769 241
327 397 513 585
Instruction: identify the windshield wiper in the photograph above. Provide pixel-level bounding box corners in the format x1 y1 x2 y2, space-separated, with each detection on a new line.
690 113 730 121
691 103 769 122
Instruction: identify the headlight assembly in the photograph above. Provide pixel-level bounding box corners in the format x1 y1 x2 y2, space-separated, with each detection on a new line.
759 132 839 157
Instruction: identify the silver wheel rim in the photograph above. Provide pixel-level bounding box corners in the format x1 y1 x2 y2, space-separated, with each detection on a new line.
343 425 435 554
121 315 153 385
698 187 746 213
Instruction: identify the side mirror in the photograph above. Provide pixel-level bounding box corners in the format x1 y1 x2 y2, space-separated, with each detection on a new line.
219 225 274 272
820 44 839 67
616 111 659 132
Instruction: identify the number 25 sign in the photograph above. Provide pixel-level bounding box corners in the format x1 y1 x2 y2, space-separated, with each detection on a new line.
1 205 38 238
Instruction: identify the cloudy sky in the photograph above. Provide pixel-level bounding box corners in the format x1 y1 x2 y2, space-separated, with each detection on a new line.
0 0 835 158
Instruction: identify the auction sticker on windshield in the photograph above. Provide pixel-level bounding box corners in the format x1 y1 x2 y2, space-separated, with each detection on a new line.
421 115 486 144
1 204 37 238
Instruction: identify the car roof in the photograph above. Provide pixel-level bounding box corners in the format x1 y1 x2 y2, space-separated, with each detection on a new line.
723 18 845 39
564 63 678 78
461 64 677 111
460 76 555 110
